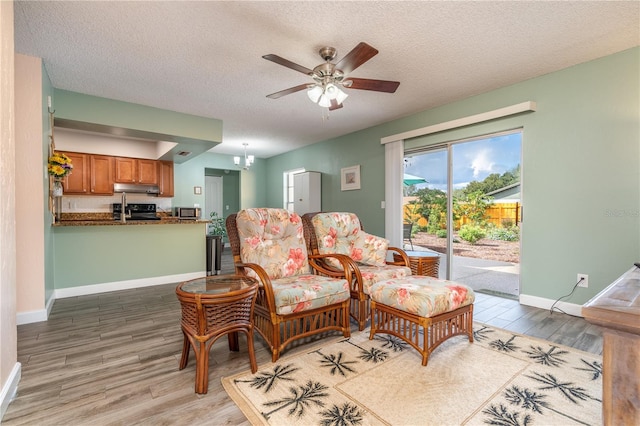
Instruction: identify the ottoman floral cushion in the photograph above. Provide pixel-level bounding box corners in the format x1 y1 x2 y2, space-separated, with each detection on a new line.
369 276 475 318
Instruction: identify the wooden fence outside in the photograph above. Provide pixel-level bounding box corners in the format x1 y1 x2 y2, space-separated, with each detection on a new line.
404 202 520 229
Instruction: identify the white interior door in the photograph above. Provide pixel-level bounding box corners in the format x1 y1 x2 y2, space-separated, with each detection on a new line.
205 176 223 222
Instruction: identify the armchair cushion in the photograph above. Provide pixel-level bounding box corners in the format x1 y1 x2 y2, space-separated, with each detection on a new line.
351 232 389 267
312 212 389 267
271 275 350 315
237 208 310 279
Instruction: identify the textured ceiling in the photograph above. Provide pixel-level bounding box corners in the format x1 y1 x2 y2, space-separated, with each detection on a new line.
14 1 640 159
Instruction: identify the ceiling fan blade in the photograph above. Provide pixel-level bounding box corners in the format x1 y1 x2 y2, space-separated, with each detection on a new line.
329 99 343 111
335 42 378 75
266 84 310 99
262 54 313 75
345 78 400 93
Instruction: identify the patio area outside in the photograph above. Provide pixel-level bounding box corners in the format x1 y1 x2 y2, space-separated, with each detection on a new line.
406 231 520 298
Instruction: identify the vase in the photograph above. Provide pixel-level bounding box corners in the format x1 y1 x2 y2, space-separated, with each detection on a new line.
52 179 63 197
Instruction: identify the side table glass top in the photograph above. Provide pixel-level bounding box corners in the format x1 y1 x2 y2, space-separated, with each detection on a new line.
180 275 257 295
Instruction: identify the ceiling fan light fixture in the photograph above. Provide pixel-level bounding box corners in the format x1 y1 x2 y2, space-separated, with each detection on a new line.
318 94 332 108
335 88 348 104
325 83 338 97
307 85 323 103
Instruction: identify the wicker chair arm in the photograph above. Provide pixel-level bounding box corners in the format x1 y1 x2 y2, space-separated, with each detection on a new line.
308 253 353 280
387 246 410 267
310 253 363 295
233 261 278 313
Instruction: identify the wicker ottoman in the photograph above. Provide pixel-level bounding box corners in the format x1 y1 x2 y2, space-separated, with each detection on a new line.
369 276 475 366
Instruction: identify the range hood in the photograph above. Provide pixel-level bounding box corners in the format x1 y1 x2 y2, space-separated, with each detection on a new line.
113 183 160 195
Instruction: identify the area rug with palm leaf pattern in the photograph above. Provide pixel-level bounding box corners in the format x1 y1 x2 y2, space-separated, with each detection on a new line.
222 324 602 425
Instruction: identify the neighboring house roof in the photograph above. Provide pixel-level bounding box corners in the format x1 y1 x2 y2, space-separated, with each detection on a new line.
487 183 521 201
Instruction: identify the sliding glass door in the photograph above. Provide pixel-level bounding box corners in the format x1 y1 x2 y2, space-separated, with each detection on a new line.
403 130 522 298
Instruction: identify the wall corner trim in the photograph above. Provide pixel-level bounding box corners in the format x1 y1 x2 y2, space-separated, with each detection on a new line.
0 362 21 421
381 101 537 144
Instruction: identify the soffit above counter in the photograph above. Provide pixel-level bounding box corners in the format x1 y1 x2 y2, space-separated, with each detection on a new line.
52 89 223 164
54 118 219 164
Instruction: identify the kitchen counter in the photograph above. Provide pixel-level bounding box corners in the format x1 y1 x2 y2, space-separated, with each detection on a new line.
53 212 209 226
53 218 209 226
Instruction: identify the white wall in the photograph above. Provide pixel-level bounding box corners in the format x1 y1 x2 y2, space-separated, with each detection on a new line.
0 1 19 420
15 54 46 316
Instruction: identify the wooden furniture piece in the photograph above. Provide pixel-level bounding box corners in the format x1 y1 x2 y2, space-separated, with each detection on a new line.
226 208 351 362
176 275 258 394
403 222 414 250
369 275 474 366
302 212 412 331
394 250 441 277
582 266 640 425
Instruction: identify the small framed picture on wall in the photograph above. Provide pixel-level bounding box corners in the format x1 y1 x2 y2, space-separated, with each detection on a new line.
341 165 361 191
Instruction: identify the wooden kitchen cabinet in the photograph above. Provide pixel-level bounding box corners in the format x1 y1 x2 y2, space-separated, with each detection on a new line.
90 155 114 195
158 160 174 197
62 152 113 195
62 152 90 194
115 157 158 184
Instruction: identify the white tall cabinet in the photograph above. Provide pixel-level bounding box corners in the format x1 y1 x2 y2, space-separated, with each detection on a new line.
293 171 321 215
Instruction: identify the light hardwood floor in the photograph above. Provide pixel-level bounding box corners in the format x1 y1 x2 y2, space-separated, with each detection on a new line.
3 252 603 425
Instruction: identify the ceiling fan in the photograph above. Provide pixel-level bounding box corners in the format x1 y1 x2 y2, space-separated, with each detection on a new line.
263 42 400 111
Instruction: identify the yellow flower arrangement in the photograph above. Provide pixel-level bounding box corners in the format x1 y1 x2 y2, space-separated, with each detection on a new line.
48 152 73 179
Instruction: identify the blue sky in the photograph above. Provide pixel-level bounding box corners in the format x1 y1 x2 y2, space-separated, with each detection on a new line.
404 132 522 192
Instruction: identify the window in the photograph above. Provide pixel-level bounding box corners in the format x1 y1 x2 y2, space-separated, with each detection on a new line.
283 168 306 211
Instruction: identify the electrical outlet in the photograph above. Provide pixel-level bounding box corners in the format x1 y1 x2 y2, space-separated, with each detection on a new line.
577 273 588 288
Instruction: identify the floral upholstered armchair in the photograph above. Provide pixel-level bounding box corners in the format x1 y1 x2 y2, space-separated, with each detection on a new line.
226 208 352 362
302 212 412 330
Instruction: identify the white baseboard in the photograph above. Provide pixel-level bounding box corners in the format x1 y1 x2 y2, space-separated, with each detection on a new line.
16 291 58 325
54 271 206 299
16 271 206 325
16 308 48 325
519 294 584 317
0 362 21 421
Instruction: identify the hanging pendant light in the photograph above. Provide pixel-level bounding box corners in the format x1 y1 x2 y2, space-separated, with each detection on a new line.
233 143 254 170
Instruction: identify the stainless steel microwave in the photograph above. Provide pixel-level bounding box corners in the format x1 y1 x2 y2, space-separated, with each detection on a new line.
174 207 201 220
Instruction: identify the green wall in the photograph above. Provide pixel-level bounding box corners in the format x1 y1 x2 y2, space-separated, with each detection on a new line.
266 47 640 305
265 127 390 235
173 152 267 212
53 89 223 143
53 224 205 288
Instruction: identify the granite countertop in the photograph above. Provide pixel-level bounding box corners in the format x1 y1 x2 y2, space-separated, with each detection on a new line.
53 212 209 227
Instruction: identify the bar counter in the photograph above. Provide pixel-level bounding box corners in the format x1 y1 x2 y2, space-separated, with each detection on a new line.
53 212 209 226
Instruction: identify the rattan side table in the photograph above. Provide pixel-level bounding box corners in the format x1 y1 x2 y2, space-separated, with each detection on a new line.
394 250 441 277
176 275 258 394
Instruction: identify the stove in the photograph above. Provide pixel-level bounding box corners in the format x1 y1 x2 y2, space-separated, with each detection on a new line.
112 203 161 221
